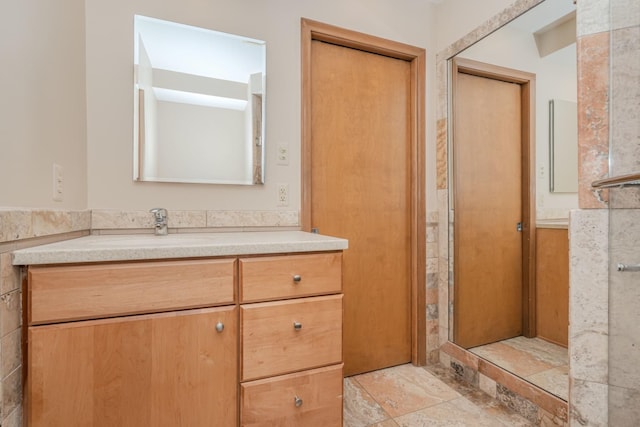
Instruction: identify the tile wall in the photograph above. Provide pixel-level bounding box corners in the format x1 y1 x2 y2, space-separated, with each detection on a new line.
0 209 91 427
570 0 640 425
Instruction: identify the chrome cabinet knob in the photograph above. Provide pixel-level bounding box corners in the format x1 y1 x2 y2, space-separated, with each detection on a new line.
293 321 302 331
294 396 303 407
293 274 302 283
215 322 224 333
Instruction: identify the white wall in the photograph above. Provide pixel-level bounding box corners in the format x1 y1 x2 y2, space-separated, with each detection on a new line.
1 0 87 209
2 1 534 214
434 0 516 51
458 25 578 219
85 0 438 211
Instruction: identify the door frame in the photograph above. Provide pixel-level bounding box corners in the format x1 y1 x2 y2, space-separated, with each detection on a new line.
300 18 427 366
451 57 537 339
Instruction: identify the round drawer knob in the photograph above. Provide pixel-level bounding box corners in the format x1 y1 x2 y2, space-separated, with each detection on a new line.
294 396 303 408
215 322 224 333
293 321 302 331
293 274 302 283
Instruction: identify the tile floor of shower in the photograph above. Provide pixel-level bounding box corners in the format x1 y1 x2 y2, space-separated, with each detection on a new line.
344 337 567 426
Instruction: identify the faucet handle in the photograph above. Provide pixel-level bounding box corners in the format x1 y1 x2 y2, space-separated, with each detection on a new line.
149 208 167 220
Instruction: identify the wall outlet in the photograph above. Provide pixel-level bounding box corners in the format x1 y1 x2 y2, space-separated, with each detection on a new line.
52 163 63 202
277 183 289 206
277 143 289 165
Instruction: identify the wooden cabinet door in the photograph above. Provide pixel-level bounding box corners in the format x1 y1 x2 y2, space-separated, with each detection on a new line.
28 306 238 427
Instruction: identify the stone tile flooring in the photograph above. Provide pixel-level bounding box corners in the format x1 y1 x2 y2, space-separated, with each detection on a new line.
344 363 534 426
470 337 568 400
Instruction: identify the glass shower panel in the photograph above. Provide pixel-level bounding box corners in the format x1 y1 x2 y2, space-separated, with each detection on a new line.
608 0 640 423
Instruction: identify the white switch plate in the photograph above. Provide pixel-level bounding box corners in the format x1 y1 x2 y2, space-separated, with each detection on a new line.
52 163 63 202
277 143 289 165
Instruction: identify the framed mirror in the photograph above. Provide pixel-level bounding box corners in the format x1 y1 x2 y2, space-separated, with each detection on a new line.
133 15 266 185
444 0 576 403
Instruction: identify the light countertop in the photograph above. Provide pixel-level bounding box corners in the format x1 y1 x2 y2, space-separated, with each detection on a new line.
12 231 348 265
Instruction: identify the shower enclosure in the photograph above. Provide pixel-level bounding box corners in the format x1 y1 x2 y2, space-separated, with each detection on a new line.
606 0 640 423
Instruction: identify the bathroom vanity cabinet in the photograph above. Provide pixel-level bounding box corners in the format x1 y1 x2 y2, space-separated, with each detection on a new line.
17 232 347 427
535 225 569 347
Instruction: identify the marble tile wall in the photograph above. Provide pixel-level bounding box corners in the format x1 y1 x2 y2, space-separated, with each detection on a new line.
0 209 92 426
571 0 640 425
91 209 300 233
426 211 440 364
568 210 609 426
607 0 640 422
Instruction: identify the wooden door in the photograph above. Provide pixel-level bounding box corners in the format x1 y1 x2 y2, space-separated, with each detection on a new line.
452 59 535 349
28 306 238 427
303 20 425 376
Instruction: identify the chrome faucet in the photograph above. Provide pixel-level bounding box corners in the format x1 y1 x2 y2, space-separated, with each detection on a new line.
149 208 168 236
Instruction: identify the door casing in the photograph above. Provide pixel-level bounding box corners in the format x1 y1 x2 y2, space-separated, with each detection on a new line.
300 18 427 367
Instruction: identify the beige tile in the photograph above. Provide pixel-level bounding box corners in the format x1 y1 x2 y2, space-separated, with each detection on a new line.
501 337 568 366
609 384 640 426
355 364 460 418
0 210 33 243
394 396 523 427
538 407 568 426
167 210 207 228
576 32 610 208
464 388 534 426
0 253 20 295
1 404 23 427
436 118 447 190
495 384 538 423
471 341 556 378
569 379 608 426
0 290 21 338
479 373 497 398
576 0 610 36
1 368 21 418
569 210 609 384
1 329 21 379
32 210 72 236
369 419 399 427
91 210 155 229
526 366 569 401
343 377 389 427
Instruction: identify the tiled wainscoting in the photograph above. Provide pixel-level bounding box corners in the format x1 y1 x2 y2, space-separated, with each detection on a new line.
0 209 91 426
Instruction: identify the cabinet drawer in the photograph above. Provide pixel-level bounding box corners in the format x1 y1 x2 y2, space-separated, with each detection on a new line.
239 252 341 302
28 258 236 324
240 364 343 427
241 295 342 381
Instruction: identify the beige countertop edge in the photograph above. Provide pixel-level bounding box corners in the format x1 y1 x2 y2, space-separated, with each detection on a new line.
536 219 569 229
12 231 348 266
